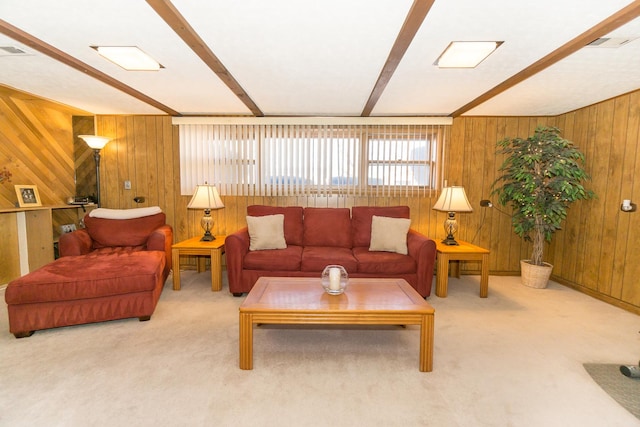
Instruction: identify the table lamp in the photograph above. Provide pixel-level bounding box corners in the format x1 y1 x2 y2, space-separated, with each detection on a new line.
187 184 224 241
432 186 473 245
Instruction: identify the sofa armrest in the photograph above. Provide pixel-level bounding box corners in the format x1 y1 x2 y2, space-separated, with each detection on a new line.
58 229 93 257
407 229 437 297
147 225 174 270
225 228 250 292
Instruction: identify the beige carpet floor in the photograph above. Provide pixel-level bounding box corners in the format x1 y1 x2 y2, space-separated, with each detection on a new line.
1 272 639 427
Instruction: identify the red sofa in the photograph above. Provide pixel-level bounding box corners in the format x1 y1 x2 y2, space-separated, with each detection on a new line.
225 205 436 297
4 209 172 338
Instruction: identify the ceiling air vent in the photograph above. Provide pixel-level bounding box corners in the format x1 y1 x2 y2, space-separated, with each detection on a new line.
586 37 637 48
0 46 31 56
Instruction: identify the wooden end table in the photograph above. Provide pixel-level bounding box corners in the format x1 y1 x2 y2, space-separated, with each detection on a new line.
435 240 490 298
171 236 226 291
239 277 435 372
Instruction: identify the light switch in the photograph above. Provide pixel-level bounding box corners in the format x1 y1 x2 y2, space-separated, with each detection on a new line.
124 180 131 190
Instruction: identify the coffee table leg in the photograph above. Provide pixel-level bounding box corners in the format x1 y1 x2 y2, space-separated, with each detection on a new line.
239 312 253 370
419 314 434 372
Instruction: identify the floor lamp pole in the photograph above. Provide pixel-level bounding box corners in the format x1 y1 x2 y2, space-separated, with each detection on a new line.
93 149 102 207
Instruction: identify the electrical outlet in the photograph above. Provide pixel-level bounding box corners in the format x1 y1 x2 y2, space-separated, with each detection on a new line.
60 224 77 234
124 180 131 190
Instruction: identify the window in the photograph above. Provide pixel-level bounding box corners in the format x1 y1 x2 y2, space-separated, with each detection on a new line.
177 118 450 197
367 127 439 189
260 126 361 196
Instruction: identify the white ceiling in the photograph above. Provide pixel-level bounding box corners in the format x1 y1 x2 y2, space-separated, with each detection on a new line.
0 0 639 117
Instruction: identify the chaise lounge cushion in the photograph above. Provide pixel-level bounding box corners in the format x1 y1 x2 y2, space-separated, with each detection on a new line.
5 251 166 305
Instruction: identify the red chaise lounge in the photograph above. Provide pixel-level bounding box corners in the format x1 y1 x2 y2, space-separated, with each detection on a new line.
4 207 172 338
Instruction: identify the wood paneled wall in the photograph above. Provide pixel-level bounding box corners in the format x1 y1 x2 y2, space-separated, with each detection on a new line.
553 93 640 311
450 93 640 314
3 84 639 314
0 85 85 208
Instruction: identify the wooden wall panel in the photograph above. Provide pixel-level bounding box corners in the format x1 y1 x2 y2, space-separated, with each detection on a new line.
0 85 86 208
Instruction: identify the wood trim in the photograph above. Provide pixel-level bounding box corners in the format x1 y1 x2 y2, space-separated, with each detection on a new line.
146 0 264 117
0 19 180 116
450 0 640 117
361 0 435 117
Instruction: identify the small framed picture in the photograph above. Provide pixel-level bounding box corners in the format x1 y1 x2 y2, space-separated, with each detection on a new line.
15 185 42 208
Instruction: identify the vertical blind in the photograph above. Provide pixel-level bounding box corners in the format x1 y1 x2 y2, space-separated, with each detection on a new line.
178 120 450 197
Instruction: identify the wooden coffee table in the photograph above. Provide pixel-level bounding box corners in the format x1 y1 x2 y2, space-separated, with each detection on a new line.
239 277 435 372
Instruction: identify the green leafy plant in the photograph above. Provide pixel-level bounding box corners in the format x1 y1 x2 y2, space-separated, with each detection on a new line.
491 126 595 266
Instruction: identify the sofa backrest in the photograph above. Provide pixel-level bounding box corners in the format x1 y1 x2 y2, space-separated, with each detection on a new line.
351 206 410 247
303 207 352 248
84 212 167 249
247 205 304 246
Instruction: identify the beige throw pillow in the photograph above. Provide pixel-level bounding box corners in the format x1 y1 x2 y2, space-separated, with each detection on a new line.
369 215 410 255
246 214 287 251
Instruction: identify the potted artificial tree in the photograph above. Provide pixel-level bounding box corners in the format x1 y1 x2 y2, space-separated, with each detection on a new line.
491 126 595 288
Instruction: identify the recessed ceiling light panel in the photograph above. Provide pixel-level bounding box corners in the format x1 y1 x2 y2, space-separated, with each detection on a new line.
92 46 162 71
586 37 638 48
435 41 503 68
0 46 32 56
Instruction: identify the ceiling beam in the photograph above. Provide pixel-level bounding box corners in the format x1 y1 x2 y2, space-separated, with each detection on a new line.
451 0 640 117
0 18 181 116
147 0 264 117
361 0 435 117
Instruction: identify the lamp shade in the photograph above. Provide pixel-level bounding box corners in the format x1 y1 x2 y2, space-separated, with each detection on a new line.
79 135 110 150
187 185 224 210
432 186 473 212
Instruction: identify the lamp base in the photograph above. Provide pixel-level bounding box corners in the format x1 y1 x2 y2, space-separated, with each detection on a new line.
442 212 460 245
441 234 459 246
200 232 216 242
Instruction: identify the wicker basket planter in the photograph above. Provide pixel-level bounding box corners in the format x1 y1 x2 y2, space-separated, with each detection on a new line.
520 260 553 289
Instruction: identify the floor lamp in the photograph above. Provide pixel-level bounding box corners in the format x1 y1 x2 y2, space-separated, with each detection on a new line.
79 135 110 207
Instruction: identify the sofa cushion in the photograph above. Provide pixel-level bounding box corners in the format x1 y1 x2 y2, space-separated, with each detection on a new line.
352 206 410 248
301 246 358 272
246 214 287 251
5 251 165 305
369 215 411 255
353 247 416 275
84 212 167 249
247 205 304 246
243 245 303 271
303 208 352 248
